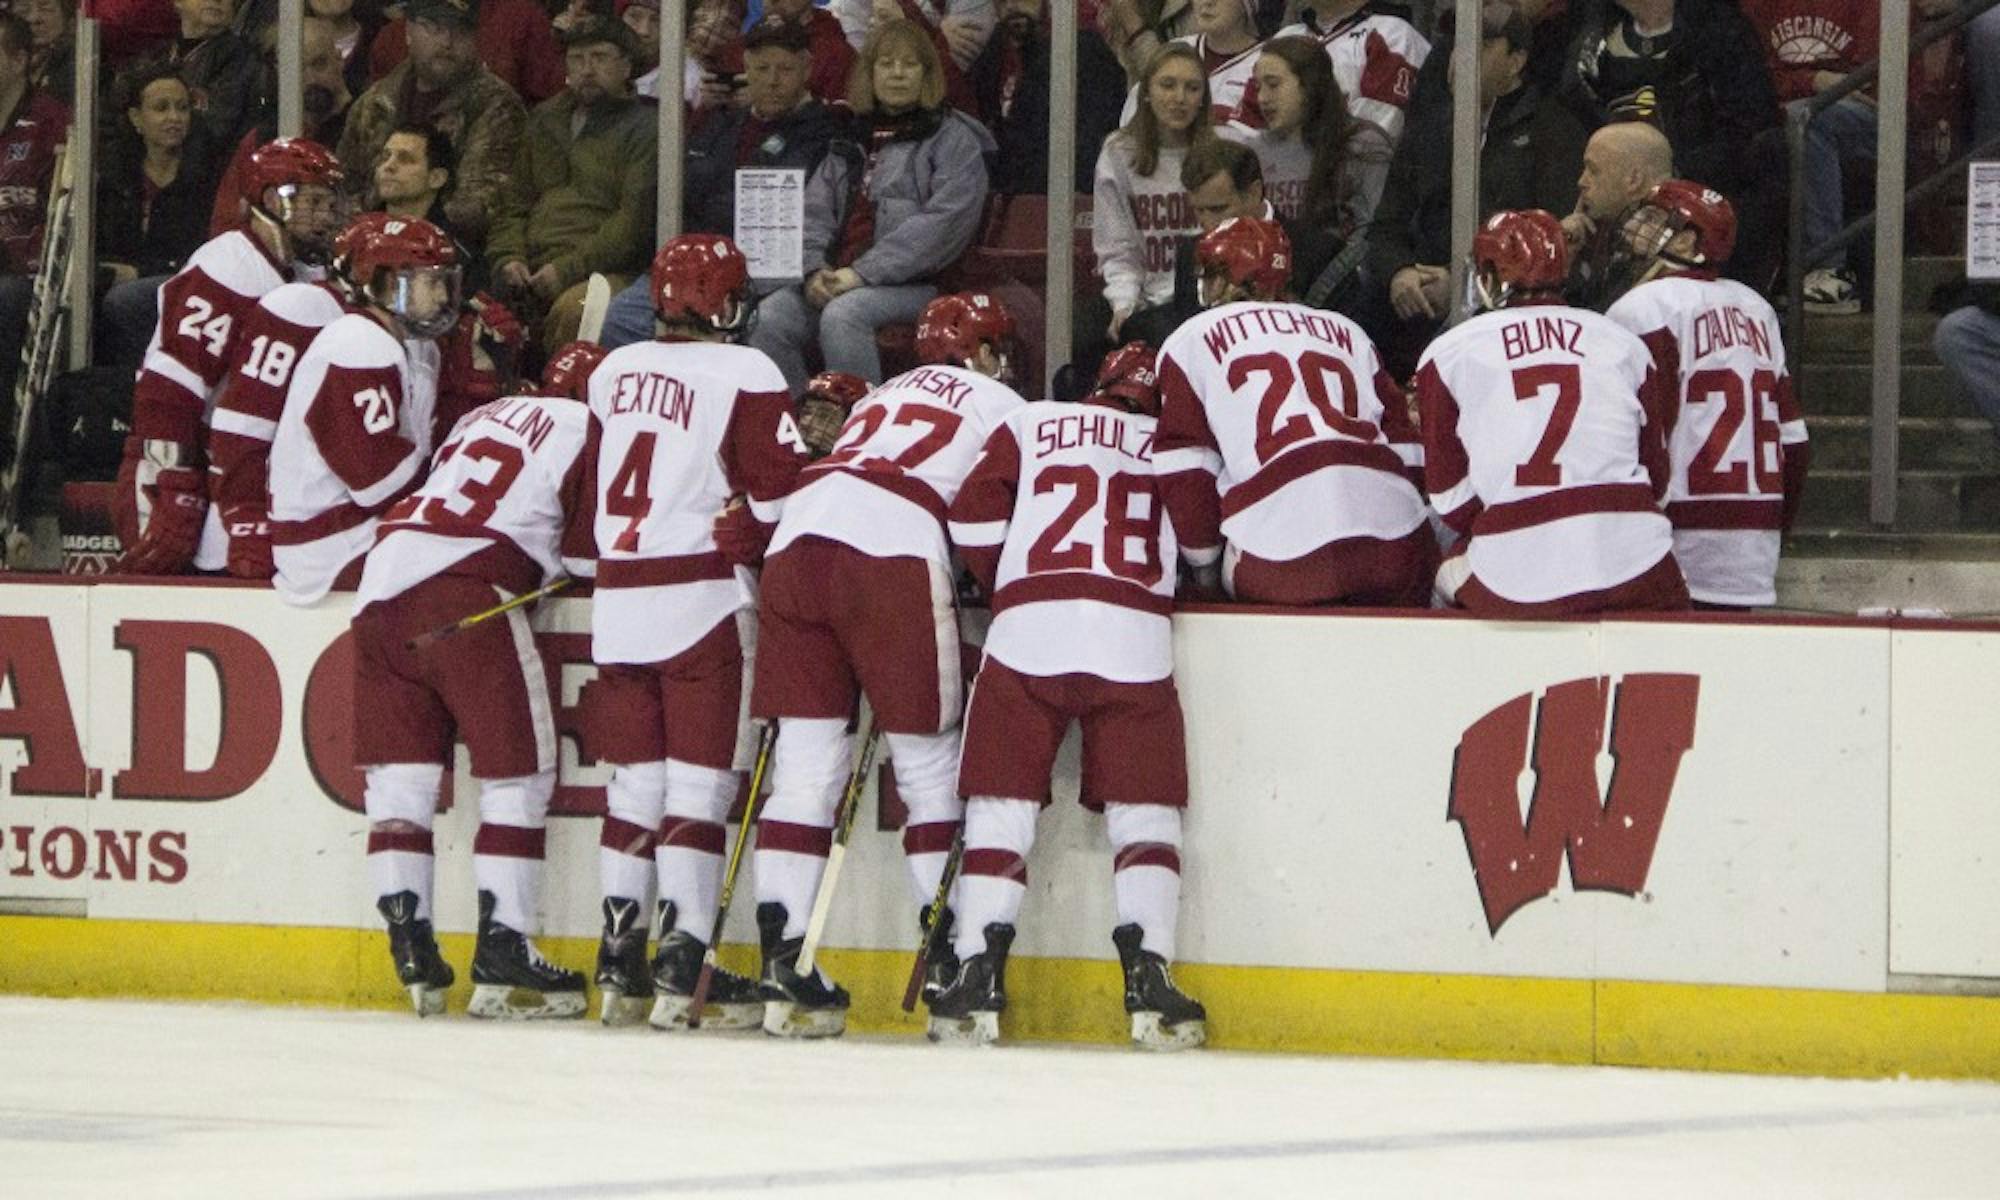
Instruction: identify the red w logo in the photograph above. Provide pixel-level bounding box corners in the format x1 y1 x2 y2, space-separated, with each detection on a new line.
1447 674 1700 935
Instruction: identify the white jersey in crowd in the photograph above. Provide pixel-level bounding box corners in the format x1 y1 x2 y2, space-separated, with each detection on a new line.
1093 136 1199 318
356 394 596 611
1276 5 1428 221
1119 33 1264 126
1217 124 1313 221
588 338 807 666
1415 304 1675 605
269 311 442 606
773 363 1027 565
1153 300 1428 566
1607 272 1808 607
950 401 1178 684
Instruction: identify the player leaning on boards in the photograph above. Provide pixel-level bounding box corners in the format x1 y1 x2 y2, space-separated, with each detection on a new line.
748 292 1028 1039
1415 209 1689 616
1154 215 1435 607
938 342 1207 1051
582 235 812 1030
1603 181 1809 611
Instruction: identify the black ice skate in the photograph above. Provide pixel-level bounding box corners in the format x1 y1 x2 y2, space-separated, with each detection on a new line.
646 901 763 1032
926 922 1013 1046
469 890 587 1020
594 896 653 1026
756 902 850 1039
378 891 453 1017
1113 923 1206 1051
918 902 961 1005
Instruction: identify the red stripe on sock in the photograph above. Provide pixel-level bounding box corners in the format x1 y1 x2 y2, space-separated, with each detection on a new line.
473 824 547 860
962 848 1028 884
367 828 434 856
600 816 657 857
757 820 833 858
658 814 726 856
1114 842 1181 875
902 821 959 855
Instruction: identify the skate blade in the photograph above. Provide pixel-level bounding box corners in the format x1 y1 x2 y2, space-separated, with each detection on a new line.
761 1000 848 1039
599 990 652 1027
925 1011 1000 1046
468 984 587 1021
648 993 764 1032
408 983 447 1018
1130 1012 1206 1051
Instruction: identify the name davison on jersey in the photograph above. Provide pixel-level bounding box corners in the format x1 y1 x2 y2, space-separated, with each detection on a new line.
1500 316 1585 360
478 397 558 451
1035 409 1155 460
605 371 696 428
1693 306 1776 360
1202 307 1355 361
900 367 977 408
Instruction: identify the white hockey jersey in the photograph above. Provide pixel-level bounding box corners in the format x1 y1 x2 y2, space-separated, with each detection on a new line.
588 338 808 665
1154 300 1427 568
269 310 442 606
1415 304 1675 605
1607 272 1809 607
773 363 1028 566
357 394 597 610
950 401 1178 683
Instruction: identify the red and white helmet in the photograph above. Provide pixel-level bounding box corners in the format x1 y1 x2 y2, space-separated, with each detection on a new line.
242 138 348 264
1628 179 1737 268
1195 216 1291 304
650 234 753 338
1089 341 1161 417
539 341 609 402
1471 209 1568 310
333 214 461 339
915 292 1015 371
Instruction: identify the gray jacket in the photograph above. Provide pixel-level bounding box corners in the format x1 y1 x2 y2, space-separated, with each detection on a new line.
804 109 995 287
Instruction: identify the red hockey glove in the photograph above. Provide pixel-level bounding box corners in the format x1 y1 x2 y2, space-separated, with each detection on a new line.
117 463 207 575
221 502 275 579
469 293 527 360
712 498 772 567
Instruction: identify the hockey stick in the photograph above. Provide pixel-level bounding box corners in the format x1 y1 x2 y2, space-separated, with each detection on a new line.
900 822 964 1012
575 273 614 345
794 711 882 980
404 578 570 651
687 719 777 1028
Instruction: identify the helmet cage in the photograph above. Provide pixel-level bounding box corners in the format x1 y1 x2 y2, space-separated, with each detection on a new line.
257 182 351 266
372 263 464 340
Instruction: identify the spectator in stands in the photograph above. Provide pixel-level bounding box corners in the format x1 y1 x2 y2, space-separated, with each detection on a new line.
760 0 860 105
619 0 664 100
488 16 657 352
1220 36 1348 227
339 0 527 243
310 0 385 99
685 0 749 108
1561 119 1672 306
1101 0 1194 84
0 12 68 474
750 17 995 390
370 122 488 294
1123 0 1265 123
1937 288 2000 446
1363 1 1585 375
208 13 354 235
1271 0 1431 228
370 0 565 102
145 0 266 165
1092 43 1212 353
834 0 996 73
97 0 184 69
971 0 1126 194
98 64 223 367
22 0 72 106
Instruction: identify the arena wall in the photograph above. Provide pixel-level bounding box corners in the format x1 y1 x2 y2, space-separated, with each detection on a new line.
3 578 1998 1078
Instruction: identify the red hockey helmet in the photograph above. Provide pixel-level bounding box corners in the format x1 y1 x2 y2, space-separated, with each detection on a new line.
334 214 462 338
1195 216 1292 304
242 138 348 264
1471 209 1568 309
1630 178 1737 267
915 292 1015 370
650 234 753 337
242 137 345 208
539 341 609 402
1090 341 1162 417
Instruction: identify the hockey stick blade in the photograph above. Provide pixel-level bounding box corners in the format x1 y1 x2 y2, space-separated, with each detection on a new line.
901 828 964 1012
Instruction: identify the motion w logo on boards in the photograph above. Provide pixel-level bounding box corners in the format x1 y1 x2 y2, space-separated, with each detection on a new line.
1446 674 1700 935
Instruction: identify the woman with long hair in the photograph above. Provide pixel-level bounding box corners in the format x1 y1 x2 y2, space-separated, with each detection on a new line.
751 18 995 390
1093 42 1212 345
1225 36 1351 231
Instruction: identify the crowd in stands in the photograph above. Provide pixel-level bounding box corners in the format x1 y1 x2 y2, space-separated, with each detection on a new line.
1 0 1999 553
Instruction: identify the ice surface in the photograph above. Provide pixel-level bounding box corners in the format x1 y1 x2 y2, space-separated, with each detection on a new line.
5 996 2000 1199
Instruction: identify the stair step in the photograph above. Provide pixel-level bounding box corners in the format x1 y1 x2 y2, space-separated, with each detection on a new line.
1797 362 1967 417
1797 468 2000 531
1807 416 1997 471
1785 529 2000 561
1901 255 1965 310
1799 312 1942 362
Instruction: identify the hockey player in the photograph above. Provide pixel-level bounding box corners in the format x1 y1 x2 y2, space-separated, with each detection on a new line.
351 336 602 1020
584 234 811 1031
1154 216 1433 606
1414 209 1689 615
268 216 461 606
115 137 347 575
936 342 1206 1051
1605 181 1809 610
749 292 1027 1039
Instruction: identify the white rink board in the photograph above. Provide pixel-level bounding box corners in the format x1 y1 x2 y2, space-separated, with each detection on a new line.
0 580 1977 994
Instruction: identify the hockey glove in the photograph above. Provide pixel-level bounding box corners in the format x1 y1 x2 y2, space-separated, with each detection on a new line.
117 461 207 575
221 502 275 579
713 498 773 567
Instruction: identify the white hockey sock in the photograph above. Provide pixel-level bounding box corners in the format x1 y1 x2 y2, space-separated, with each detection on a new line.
600 763 665 909
368 839 436 920
885 730 964 908
656 760 734 940
474 772 555 934
1107 803 1183 959
364 763 443 920
752 718 848 938
954 797 1038 961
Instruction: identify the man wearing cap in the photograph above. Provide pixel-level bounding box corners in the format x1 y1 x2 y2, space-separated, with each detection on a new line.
337 0 526 243
487 15 658 352
369 0 566 103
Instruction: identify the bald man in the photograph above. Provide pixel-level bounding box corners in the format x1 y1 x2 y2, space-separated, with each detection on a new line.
1560 122 1673 308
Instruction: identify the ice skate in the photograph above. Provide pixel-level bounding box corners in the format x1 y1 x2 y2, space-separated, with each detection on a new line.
918 902 961 1005
926 922 1012 1046
594 897 653 1026
1113 923 1205 1051
468 891 587 1020
378 891 453 1017
756 902 850 1039
646 902 763 1031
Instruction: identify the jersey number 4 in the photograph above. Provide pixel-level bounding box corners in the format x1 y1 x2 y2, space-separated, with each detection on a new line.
1026 466 1163 586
